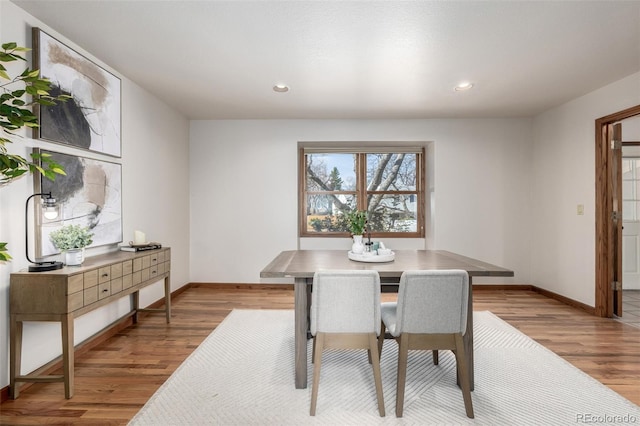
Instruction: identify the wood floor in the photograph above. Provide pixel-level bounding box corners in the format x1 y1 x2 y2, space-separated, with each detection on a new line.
1 285 638 425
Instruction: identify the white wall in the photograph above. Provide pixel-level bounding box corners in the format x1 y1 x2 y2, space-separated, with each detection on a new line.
0 2 191 389
531 72 640 306
189 119 532 285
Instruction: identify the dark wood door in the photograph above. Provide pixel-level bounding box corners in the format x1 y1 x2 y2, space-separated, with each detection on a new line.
596 105 640 318
610 122 623 316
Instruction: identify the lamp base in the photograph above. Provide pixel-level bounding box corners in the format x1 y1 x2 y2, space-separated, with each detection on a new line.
28 261 64 272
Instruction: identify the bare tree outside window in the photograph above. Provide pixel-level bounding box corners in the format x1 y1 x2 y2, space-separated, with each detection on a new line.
300 147 424 237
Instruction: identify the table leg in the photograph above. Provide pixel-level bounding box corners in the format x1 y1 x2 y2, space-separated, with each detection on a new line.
461 276 475 391
9 315 22 399
164 275 171 323
294 277 308 389
61 313 74 399
132 291 140 324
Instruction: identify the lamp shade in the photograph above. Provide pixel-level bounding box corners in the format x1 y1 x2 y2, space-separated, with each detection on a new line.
42 196 59 220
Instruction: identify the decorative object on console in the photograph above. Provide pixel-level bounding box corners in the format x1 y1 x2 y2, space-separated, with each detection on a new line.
120 243 162 252
34 148 122 257
133 230 146 245
32 28 122 157
49 224 94 266
24 192 64 272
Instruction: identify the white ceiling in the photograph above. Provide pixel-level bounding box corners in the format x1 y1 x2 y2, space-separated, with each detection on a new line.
10 0 640 120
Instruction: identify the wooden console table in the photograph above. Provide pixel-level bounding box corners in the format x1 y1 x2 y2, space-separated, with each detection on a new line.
9 247 171 399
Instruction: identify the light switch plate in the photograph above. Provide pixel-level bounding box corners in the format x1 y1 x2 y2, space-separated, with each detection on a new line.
577 204 584 215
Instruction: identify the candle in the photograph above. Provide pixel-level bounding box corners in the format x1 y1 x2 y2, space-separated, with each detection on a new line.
134 230 146 245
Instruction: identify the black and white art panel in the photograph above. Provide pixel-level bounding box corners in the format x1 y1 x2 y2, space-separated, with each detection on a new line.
33 28 121 157
36 150 123 257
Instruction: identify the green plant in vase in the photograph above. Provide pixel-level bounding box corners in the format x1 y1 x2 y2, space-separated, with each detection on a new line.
347 210 367 254
49 225 93 266
347 210 367 236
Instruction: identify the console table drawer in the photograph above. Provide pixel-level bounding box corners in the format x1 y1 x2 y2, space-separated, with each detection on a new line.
84 270 98 289
10 276 82 314
69 291 84 312
98 282 111 300
122 274 133 290
98 267 111 283
133 257 143 272
140 267 150 282
111 277 123 294
69 274 84 294
84 286 98 305
111 262 123 279
123 260 133 275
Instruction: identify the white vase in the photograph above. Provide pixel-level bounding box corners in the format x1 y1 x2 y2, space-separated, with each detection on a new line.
351 235 365 254
65 248 84 266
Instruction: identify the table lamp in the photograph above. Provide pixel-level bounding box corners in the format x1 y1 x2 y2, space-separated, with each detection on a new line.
25 192 64 272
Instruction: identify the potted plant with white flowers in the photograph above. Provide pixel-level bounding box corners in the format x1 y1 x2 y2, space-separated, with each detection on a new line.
49 224 93 266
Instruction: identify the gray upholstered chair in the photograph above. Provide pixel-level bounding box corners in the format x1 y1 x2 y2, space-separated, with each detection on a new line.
310 270 385 417
379 269 474 418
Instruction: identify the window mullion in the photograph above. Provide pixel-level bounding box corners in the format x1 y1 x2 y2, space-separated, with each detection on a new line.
357 153 368 211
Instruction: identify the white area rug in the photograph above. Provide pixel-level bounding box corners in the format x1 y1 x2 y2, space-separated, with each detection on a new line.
130 310 640 425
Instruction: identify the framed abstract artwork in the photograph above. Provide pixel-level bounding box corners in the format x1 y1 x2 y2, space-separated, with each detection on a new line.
32 28 122 157
34 149 123 257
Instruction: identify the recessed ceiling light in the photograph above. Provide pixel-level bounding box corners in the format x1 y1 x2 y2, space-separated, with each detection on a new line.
454 82 474 91
273 84 289 93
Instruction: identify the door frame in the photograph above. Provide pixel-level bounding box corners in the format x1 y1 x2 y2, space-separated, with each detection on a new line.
595 104 640 317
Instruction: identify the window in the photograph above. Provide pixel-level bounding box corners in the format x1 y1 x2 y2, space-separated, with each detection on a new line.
299 145 425 237
623 157 640 220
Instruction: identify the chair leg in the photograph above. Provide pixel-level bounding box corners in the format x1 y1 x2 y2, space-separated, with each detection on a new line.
368 333 386 417
312 335 316 363
454 333 474 419
378 322 386 359
395 334 409 417
432 350 439 365
310 333 325 416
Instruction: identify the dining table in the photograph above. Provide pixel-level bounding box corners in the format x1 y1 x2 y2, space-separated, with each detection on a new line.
260 249 514 390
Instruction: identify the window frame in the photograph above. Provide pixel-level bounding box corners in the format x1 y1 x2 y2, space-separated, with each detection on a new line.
298 144 426 238
622 156 640 221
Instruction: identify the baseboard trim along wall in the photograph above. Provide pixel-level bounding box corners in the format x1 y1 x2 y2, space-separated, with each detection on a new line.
530 286 596 315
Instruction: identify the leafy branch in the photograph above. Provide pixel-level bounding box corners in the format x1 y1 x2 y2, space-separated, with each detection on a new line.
0 41 70 261
1 42 70 184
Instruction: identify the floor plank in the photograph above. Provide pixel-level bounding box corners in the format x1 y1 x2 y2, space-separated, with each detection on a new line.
1 285 638 425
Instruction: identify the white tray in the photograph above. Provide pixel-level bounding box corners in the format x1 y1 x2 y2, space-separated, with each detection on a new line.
348 251 395 263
